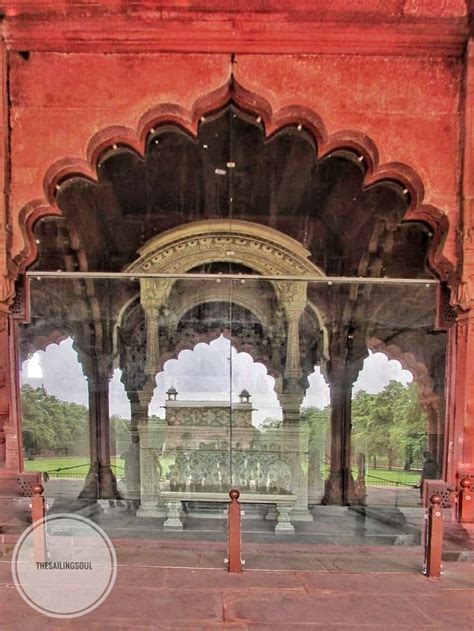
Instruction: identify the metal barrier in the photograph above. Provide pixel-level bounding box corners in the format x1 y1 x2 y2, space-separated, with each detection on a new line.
458 477 474 523
30 483 46 563
423 493 443 578
226 489 242 574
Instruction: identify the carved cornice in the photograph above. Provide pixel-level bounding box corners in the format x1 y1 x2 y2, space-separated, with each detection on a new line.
1 3 468 56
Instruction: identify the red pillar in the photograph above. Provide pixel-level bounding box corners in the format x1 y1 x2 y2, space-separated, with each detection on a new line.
445 313 474 485
0 310 23 474
445 39 474 484
0 35 22 475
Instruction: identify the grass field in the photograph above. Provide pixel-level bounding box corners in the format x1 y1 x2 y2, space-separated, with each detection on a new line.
24 456 124 477
364 469 419 486
24 455 420 486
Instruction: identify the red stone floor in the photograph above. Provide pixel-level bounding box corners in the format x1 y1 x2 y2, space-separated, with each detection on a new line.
0 539 473 630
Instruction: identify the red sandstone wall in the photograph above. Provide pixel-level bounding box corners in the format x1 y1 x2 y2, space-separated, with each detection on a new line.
8 50 462 268
0 2 471 477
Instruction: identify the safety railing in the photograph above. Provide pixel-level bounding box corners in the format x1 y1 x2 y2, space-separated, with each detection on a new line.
30 483 46 563
226 489 242 574
423 493 443 578
457 477 474 523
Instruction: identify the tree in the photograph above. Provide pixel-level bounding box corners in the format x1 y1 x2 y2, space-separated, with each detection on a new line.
351 381 427 470
21 385 88 457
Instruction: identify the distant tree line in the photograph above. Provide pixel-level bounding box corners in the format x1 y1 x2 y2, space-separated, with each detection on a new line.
351 381 427 470
266 381 427 471
22 381 427 469
21 385 130 458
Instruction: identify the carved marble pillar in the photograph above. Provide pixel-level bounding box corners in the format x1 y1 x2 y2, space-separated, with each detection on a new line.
277 390 312 521
80 353 118 499
307 422 325 505
278 281 307 390
136 416 167 518
140 279 168 377
285 311 302 387
277 281 312 520
125 385 159 510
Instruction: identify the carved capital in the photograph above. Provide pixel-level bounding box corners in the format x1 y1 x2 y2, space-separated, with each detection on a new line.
322 326 367 386
78 351 113 383
275 281 307 318
140 279 170 310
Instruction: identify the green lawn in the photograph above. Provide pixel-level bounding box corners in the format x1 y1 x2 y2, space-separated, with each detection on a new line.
365 469 419 485
25 455 421 486
24 456 124 477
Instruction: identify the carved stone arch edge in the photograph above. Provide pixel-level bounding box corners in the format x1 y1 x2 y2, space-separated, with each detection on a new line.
12 77 453 285
367 336 440 410
155 330 282 381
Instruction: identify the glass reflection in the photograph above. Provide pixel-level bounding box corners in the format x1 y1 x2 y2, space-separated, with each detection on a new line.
19 276 445 545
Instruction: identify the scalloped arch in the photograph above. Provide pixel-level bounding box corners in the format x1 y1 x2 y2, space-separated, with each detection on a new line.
16 78 453 280
158 330 280 380
367 336 439 407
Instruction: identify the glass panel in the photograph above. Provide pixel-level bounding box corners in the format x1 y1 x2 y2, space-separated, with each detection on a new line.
20 277 235 549
235 278 444 565
20 274 447 569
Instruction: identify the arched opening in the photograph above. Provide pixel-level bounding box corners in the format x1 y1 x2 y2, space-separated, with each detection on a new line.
16 96 447 540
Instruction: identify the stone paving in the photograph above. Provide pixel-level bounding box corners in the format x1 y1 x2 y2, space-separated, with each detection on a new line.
0 537 473 630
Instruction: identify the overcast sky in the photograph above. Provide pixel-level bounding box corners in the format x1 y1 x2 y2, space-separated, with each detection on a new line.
22 335 412 425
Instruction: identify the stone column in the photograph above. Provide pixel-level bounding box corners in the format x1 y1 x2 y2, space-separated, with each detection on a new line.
140 279 168 377
322 327 366 506
307 422 325 505
136 411 167 518
423 397 443 470
322 369 358 505
279 391 309 515
80 353 118 499
277 281 312 520
444 311 474 484
126 385 162 513
0 42 22 476
444 39 474 484
0 299 23 474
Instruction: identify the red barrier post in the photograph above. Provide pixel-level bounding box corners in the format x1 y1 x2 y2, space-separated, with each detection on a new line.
458 478 474 523
31 483 46 563
423 493 443 578
227 489 242 574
